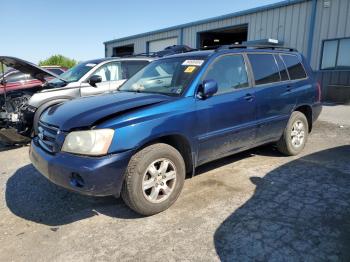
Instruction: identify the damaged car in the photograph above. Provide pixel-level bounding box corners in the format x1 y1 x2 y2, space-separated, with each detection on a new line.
0 45 193 144
0 56 153 144
29 46 322 215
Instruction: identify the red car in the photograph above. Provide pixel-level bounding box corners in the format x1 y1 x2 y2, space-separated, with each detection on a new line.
0 65 66 95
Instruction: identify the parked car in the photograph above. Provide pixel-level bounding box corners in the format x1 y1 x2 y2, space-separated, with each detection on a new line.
0 56 153 142
29 45 322 215
0 45 193 143
0 65 66 95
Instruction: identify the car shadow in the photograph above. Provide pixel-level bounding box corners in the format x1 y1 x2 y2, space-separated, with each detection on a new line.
214 145 350 261
5 164 142 226
5 145 288 227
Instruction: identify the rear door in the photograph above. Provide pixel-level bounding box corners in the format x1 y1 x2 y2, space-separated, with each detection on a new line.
248 53 295 144
196 54 256 164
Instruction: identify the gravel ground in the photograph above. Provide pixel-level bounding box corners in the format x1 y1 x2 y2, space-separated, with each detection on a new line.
0 106 350 261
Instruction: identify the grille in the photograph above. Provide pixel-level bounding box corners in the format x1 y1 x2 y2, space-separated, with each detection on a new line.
37 121 59 153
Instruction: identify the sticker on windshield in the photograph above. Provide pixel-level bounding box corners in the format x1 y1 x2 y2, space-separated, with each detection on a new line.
184 66 196 73
182 60 204 66
85 63 97 67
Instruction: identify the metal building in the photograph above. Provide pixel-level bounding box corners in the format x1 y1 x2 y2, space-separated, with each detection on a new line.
104 0 350 103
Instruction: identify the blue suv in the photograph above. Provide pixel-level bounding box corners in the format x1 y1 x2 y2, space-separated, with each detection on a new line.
29 45 322 215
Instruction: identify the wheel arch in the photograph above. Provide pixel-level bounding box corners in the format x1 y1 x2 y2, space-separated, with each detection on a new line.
294 104 313 132
136 134 195 177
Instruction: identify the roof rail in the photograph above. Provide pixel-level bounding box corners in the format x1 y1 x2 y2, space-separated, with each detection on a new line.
214 44 297 52
124 45 196 58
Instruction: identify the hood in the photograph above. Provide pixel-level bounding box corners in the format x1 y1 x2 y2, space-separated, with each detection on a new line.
41 91 173 131
0 56 64 82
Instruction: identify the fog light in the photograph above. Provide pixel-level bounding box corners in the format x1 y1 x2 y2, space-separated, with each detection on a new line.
70 173 85 188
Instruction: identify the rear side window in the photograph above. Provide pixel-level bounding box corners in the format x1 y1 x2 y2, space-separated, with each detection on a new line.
275 55 289 81
248 54 280 85
204 54 249 95
124 61 149 78
281 55 307 80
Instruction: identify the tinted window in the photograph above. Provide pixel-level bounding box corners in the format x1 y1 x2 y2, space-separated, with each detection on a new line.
204 55 249 95
275 55 289 81
124 61 149 78
248 54 280 85
6 72 27 83
282 55 307 80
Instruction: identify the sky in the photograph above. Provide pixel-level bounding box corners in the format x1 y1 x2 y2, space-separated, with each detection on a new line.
1 0 281 63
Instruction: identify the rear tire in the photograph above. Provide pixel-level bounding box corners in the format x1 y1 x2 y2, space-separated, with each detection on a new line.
121 143 185 216
277 111 309 156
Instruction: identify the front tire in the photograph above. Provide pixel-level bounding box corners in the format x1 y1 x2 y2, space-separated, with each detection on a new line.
277 111 309 156
121 143 185 216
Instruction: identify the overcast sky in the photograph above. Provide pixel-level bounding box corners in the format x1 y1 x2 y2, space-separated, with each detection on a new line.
1 0 280 63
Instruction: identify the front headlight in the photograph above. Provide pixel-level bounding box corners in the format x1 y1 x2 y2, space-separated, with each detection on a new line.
62 129 114 156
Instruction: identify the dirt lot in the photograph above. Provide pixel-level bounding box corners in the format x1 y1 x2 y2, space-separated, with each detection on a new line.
0 107 350 261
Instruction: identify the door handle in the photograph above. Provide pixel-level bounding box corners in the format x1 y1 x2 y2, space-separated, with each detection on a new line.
286 85 292 92
244 93 254 101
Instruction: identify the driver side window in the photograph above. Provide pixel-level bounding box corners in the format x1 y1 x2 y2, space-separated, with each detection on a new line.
204 54 249 95
93 62 122 82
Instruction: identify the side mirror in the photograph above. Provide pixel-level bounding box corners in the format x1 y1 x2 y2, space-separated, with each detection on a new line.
88 75 102 87
198 79 218 99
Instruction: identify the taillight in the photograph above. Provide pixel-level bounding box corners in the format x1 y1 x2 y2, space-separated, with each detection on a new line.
316 81 322 102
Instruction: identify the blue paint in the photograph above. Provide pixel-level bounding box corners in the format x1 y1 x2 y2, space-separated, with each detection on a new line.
30 47 321 198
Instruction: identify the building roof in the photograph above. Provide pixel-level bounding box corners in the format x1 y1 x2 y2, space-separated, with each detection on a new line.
104 0 308 45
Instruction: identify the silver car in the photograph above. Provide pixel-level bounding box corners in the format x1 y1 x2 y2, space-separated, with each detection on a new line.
0 56 153 142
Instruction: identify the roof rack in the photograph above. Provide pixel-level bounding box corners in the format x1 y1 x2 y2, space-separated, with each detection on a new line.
124 45 196 58
214 44 297 52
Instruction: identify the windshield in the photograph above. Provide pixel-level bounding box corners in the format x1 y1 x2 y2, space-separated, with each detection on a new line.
49 61 97 83
119 57 206 96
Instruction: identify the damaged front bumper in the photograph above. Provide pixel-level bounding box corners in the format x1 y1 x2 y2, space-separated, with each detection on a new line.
29 137 133 197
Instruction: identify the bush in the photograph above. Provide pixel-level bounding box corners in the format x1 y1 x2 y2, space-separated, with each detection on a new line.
39 55 77 68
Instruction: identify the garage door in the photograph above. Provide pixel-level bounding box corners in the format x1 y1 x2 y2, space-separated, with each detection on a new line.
148 37 178 52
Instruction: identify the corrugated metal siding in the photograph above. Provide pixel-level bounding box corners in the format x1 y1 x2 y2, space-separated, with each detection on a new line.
106 1 312 58
316 71 350 103
311 0 350 69
105 29 181 57
105 0 350 103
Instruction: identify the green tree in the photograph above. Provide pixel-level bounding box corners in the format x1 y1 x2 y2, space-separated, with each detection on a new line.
39 54 77 68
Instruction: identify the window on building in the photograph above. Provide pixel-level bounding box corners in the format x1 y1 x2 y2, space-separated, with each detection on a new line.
248 54 280 85
204 54 249 94
281 55 307 80
321 38 350 70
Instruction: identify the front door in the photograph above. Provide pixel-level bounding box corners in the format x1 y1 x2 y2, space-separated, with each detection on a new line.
196 54 256 164
80 61 122 96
